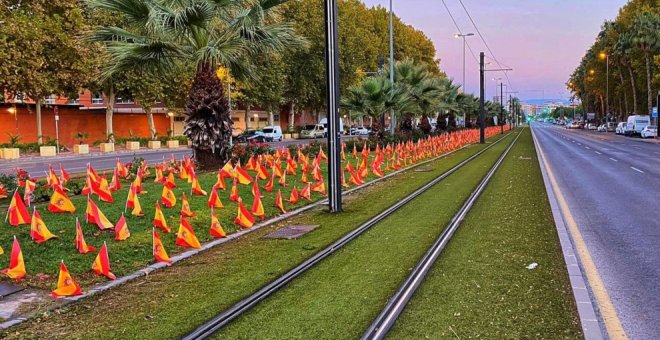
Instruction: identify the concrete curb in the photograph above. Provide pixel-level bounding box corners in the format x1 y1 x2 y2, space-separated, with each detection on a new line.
0 140 478 330
530 126 604 340
1 147 191 165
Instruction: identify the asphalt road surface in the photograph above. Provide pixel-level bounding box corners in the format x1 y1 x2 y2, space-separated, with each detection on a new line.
532 122 660 339
0 136 360 176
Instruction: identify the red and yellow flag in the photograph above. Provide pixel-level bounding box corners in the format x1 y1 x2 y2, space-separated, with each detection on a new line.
229 178 239 202
115 214 131 241
23 179 36 205
92 242 116 280
48 185 76 213
47 164 61 189
215 170 226 190
97 175 114 203
275 190 287 214
51 261 81 298
263 172 275 192
191 174 207 196
176 217 202 249
234 198 255 229
165 172 177 189
160 185 177 208
108 167 121 192
287 187 299 204
256 162 269 180
251 195 265 221
251 179 262 198
116 159 129 178
278 170 287 187
300 183 312 201
219 160 234 178
235 163 253 185
30 208 57 244
86 198 114 230
311 179 326 196
154 167 165 183
75 218 95 254
153 202 170 233
7 191 31 226
180 194 195 217
209 208 226 238
153 228 172 264
59 164 71 184
207 185 224 209
1 236 26 280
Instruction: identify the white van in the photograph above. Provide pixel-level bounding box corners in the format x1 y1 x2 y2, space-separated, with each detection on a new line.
261 126 283 142
624 115 651 136
319 118 344 136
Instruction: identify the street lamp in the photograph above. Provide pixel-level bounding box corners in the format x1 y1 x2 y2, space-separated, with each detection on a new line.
599 52 609 121
8 106 18 134
455 33 474 127
388 0 395 134
167 111 174 136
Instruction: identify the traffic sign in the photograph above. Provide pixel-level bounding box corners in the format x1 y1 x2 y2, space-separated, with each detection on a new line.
653 106 658 118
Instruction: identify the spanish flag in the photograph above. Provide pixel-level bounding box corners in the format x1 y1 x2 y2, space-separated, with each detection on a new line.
215 170 226 190
30 208 57 244
116 159 129 178
180 194 195 217
209 208 226 238
48 185 76 213
164 172 177 189
245 155 256 171
287 187 299 204
75 218 95 254
81 174 93 196
235 163 253 185
219 160 234 178
86 198 114 230
286 158 297 176
176 217 202 249
59 164 71 184
341 171 350 188
6 190 31 226
191 174 207 196
179 163 190 180
1 236 26 280
125 183 143 216
272 162 284 178
312 164 323 181
301 170 309 183
263 172 275 192
154 167 165 183
51 261 82 297
153 202 170 233
97 175 114 203
108 167 121 192
153 228 172 264
47 164 61 188
311 179 326 196
251 195 265 221
160 185 176 208
300 183 312 201
234 198 255 229
256 162 269 180
23 179 36 205
318 148 328 161
229 178 239 202
278 170 287 187
92 242 116 280
251 179 263 198
207 185 224 209
275 190 287 214
115 214 131 241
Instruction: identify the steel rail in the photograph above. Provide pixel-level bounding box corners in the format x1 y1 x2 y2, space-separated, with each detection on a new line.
362 130 523 340
183 132 515 340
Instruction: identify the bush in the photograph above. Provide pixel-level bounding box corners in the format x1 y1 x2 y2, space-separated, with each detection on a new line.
0 174 18 194
230 143 273 164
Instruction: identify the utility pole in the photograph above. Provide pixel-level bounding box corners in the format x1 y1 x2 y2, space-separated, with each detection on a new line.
479 52 485 144
389 0 395 134
324 0 342 213
500 82 504 134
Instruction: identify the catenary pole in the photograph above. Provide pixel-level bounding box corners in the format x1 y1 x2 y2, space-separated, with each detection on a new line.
324 0 342 212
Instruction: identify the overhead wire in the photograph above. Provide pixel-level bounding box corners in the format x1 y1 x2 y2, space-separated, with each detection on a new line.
440 0 479 65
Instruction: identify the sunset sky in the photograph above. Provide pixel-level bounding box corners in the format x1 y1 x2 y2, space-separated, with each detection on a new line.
361 0 628 101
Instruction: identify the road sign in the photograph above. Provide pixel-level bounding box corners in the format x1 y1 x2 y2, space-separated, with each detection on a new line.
653 107 658 118
587 112 595 120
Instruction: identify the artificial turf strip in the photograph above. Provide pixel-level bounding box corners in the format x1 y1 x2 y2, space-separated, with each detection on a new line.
387 128 582 339
2 134 508 339
212 133 515 339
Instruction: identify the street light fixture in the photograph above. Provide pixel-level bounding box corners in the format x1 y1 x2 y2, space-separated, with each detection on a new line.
8 106 18 134
599 52 609 120
455 33 474 127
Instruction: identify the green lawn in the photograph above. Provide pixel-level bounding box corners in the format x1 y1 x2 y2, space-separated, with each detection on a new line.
2 134 508 339
387 127 582 339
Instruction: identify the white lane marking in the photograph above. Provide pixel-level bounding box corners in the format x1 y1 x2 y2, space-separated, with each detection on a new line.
578 143 582 146
595 151 602 155
572 141 576 143
609 158 618 162
585 146 591 150
654 152 660 155
631 167 644 173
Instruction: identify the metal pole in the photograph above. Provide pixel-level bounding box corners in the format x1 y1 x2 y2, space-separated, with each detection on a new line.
54 106 60 154
228 82 233 146
324 0 342 213
479 52 485 144
500 83 504 134
606 54 609 121
389 0 395 134
462 36 466 126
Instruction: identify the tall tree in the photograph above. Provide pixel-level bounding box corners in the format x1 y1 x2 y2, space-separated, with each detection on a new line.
632 11 660 115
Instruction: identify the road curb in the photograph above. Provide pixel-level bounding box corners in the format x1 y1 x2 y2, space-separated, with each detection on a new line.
0 140 479 331
531 126 604 340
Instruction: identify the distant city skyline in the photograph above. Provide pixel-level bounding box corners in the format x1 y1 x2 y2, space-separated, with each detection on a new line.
361 0 628 101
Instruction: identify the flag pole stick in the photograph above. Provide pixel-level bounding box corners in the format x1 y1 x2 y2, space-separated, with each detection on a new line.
5 188 18 222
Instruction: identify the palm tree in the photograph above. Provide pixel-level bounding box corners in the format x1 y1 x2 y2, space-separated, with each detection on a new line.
631 11 660 116
89 0 302 169
341 76 409 139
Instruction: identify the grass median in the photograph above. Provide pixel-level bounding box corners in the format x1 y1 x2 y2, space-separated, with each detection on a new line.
3 134 509 339
213 132 515 339
387 127 582 339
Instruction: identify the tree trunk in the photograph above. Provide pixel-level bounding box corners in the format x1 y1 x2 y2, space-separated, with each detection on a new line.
288 102 295 131
618 69 629 116
627 64 638 115
106 85 115 142
145 107 156 139
420 113 432 134
183 63 231 170
644 51 652 115
35 98 43 144
268 110 274 126
245 105 251 130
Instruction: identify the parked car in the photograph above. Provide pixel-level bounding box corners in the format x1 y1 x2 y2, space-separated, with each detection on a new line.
606 122 617 132
300 124 325 139
235 129 266 143
587 123 598 130
597 124 607 132
260 126 283 142
319 118 345 136
624 115 651 136
350 126 370 135
566 122 580 129
640 125 657 138
615 122 627 135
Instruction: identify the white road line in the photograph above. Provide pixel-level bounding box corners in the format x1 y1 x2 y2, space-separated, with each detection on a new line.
595 151 602 155
578 143 582 146
572 141 576 143
585 146 591 150
654 152 660 155
609 158 618 162
631 167 644 174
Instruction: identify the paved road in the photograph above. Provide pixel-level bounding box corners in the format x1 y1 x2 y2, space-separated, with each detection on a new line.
532 122 660 339
0 136 360 176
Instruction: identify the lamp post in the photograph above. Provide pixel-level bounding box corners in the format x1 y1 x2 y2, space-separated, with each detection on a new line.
388 0 395 134
8 106 18 135
455 33 474 127
167 111 174 136
599 52 609 121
